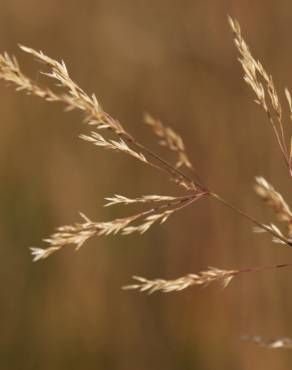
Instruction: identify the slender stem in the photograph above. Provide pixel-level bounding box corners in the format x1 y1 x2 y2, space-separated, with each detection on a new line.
237 262 292 275
132 141 198 187
271 122 289 167
102 117 205 191
125 122 292 248
266 111 290 168
210 192 292 246
277 116 288 158
125 124 292 247
116 193 205 228
123 133 206 191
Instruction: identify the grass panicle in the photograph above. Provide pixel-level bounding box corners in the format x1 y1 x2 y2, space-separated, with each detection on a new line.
1 15 292 352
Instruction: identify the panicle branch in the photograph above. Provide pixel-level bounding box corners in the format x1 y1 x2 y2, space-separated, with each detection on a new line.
123 267 236 294
123 263 292 294
144 113 193 170
31 193 205 260
104 194 183 207
0 52 60 101
254 177 292 222
79 132 147 163
228 16 292 174
0 45 200 191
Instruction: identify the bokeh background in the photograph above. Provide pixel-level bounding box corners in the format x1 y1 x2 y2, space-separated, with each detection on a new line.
1 1 292 369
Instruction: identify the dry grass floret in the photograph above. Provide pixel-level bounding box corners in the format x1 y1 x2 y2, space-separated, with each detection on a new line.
144 113 193 170
241 335 292 349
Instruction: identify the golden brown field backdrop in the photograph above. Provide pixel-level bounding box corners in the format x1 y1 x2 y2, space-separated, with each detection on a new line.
1 1 292 369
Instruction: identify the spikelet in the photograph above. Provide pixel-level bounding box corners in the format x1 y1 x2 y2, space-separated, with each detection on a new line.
144 113 193 170
31 194 202 259
229 16 291 173
124 261 292 294
104 194 179 207
79 132 147 163
285 88 292 121
254 177 292 237
242 335 292 349
253 223 288 245
123 267 236 294
0 52 59 101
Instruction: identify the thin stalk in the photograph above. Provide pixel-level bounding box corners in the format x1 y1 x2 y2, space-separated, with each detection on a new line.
124 134 206 191
101 118 206 191
237 262 292 276
211 192 292 246
130 193 205 221
266 111 290 169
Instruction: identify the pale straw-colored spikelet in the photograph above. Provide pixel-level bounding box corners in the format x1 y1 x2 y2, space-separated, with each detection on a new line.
253 223 287 245
242 335 292 349
256 226 290 246
285 88 292 121
113 193 202 235
18 46 108 125
79 132 147 163
123 267 236 294
15 46 147 163
30 247 60 262
0 47 127 148
30 214 137 261
122 209 174 235
124 261 292 294
228 16 281 118
228 16 291 174
31 194 202 259
254 177 292 238
285 88 292 165
144 113 193 170
104 194 179 207
0 52 59 101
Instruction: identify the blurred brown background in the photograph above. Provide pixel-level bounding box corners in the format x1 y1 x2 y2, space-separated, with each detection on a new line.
1 0 292 369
